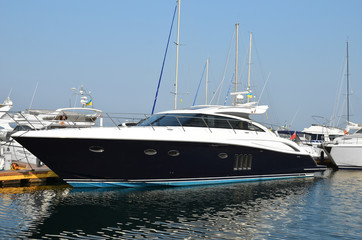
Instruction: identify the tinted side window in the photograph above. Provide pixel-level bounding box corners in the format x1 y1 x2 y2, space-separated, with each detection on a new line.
205 115 232 129
136 113 264 132
137 114 198 127
246 122 264 132
202 115 264 132
154 115 180 126
182 115 206 127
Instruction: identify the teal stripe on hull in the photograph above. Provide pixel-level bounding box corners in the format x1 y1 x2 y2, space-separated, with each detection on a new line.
67 174 315 188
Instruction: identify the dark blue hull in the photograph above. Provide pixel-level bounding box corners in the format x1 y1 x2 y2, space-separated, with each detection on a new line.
15 137 325 187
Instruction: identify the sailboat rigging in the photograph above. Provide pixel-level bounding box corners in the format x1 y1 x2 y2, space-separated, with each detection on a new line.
151 1 178 114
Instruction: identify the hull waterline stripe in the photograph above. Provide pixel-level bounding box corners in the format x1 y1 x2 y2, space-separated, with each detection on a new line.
336 166 362 170
65 173 316 188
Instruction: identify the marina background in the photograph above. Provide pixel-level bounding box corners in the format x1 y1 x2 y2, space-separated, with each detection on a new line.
1 0 362 130
1 2 361 239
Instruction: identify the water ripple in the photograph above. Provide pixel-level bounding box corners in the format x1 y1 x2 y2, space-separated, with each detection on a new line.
0 171 360 239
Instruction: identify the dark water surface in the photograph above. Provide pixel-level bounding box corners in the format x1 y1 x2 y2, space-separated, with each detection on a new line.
0 170 361 239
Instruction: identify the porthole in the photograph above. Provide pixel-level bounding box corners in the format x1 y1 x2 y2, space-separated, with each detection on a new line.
218 153 228 159
89 146 104 153
144 149 157 156
168 150 180 157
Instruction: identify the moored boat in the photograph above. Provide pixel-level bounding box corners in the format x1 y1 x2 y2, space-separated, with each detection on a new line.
12 105 326 188
301 124 345 165
0 86 102 169
276 130 320 160
323 41 362 170
323 128 362 170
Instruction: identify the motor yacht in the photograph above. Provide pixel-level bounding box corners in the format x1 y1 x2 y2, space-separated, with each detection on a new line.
12 105 326 187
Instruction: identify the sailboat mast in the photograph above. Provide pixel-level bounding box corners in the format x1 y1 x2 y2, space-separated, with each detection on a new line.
247 32 253 92
174 0 181 110
246 32 253 103
346 41 350 123
233 23 239 105
206 57 209 105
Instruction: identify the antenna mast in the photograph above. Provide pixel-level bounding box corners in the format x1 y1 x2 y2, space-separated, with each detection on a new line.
206 57 209 104
247 32 253 93
233 23 239 105
346 41 350 123
174 0 181 109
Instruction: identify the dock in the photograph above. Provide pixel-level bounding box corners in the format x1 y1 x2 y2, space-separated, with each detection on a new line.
0 163 61 187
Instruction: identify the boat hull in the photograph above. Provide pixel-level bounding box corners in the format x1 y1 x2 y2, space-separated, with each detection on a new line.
327 145 362 170
15 136 325 187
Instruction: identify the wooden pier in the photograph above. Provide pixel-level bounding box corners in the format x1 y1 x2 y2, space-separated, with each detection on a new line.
0 164 60 187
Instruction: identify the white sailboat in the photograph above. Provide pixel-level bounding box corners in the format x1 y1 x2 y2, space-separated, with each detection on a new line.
229 27 268 114
323 42 362 169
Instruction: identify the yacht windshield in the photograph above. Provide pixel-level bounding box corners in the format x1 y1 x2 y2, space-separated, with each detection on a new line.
13 125 33 131
137 113 264 132
355 128 362 134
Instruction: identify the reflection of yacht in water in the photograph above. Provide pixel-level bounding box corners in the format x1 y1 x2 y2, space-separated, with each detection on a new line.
9 178 316 239
0 185 71 239
0 170 358 239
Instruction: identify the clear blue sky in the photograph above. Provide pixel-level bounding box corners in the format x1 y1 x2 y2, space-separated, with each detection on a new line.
1 0 362 130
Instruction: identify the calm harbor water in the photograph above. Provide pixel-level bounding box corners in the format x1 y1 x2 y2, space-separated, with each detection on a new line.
0 170 361 239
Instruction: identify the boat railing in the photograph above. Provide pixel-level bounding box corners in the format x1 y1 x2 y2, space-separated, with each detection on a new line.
1 111 149 131
2 111 262 134
337 135 362 145
103 112 149 129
